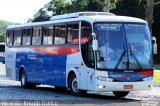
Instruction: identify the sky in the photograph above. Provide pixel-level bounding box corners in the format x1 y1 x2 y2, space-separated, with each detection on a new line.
0 0 51 23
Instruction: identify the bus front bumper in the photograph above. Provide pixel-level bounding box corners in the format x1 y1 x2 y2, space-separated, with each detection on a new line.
95 81 153 92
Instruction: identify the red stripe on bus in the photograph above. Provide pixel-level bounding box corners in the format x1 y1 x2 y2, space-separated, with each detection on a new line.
72 37 88 44
32 46 79 56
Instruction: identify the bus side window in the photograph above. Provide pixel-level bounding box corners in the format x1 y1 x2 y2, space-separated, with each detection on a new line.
43 26 53 45
32 27 42 45
13 29 22 47
22 29 31 46
7 30 13 47
67 23 79 44
54 25 66 45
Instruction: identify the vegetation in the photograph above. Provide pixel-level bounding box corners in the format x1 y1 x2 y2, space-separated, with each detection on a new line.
154 70 160 83
0 20 12 42
154 64 160 69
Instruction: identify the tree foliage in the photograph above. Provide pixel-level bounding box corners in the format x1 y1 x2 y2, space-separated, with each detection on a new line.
111 0 145 19
31 8 51 22
0 35 5 43
47 0 69 15
31 0 117 18
46 0 104 15
0 20 12 42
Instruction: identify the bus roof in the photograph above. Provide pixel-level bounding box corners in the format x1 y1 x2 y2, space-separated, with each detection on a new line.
50 12 115 20
7 12 147 29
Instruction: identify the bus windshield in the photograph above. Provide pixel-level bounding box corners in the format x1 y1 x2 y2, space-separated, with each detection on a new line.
94 23 153 70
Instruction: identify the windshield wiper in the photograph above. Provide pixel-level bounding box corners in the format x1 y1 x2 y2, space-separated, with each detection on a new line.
114 43 143 70
128 43 143 70
114 42 127 70
114 50 126 70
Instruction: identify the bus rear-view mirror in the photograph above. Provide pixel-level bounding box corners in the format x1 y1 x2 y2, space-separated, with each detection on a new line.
92 33 98 51
152 37 157 54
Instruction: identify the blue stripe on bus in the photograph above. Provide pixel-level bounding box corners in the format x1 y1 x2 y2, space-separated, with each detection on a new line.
16 52 67 87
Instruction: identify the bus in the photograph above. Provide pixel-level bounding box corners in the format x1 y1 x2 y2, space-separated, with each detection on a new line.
0 42 5 64
5 12 157 97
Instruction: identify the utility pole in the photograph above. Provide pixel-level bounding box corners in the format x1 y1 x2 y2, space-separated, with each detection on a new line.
103 0 110 12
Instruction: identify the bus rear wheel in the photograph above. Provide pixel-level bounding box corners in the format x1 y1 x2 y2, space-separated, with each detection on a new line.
113 91 129 98
69 74 86 95
20 70 36 89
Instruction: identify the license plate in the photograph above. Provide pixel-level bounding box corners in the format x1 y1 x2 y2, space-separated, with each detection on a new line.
124 85 133 89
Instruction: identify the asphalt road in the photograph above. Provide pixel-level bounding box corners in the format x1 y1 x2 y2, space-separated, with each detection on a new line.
0 63 160 106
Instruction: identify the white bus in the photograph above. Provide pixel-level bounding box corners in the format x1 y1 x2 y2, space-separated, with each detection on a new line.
5 12 157 97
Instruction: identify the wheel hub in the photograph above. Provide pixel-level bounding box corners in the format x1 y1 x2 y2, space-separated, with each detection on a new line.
72 77 79 92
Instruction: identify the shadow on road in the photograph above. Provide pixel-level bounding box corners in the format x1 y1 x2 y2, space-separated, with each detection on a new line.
35 86 140 105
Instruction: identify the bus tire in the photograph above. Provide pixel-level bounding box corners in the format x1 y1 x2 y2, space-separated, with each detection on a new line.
68 74 86 96
20 70 36 89
113 91 129 98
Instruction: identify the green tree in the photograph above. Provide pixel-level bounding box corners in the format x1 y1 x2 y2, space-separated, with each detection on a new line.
0 20 12 42
69 0 103 12
32 8 51 22
31 0 117 22
111 0 145 19
145 0 160 32
47 0 70 15
0 34 5 42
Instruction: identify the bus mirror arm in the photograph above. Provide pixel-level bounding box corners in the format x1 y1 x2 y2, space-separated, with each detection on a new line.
92 33 98 51
152 37 157 54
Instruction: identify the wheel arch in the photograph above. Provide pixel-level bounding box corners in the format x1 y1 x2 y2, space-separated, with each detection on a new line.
18 66 25 81
67 70 77 88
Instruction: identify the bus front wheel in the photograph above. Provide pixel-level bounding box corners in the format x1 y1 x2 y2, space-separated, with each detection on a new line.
68 74 86 95
113 91 129 98
20 70 36 89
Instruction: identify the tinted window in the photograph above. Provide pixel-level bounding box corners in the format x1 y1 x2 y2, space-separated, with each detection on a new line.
22 29 31 46
67 23 79 44
81 22 92 38
6 30 13 46
43 26 53 45
54 25 66 45
32 27 42 45
13 29 22 46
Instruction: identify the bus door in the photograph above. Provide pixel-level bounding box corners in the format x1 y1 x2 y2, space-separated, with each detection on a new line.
79 22 95 90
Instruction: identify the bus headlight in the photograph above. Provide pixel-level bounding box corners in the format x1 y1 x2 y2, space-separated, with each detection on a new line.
143 77 153 81
97 85 105 88
97 76 113 82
